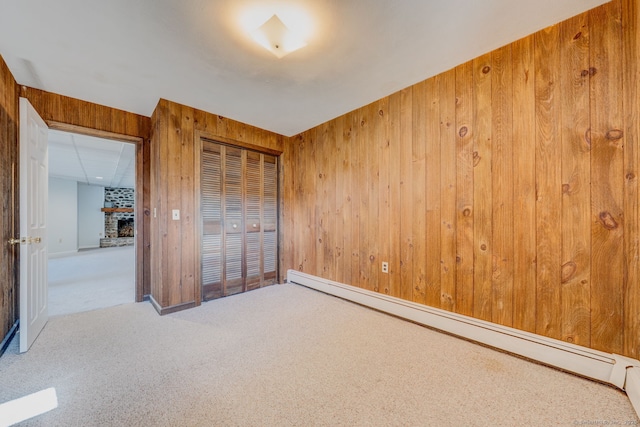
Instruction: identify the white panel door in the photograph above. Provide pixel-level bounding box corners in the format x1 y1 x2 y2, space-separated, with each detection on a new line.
19 97 49 353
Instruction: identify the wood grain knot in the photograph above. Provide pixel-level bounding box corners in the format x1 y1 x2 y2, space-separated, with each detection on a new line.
566 336 574 343
562 184 571 194
573 31 582 40
347 196 352 202
378 109 384 117
581 69 589 77
361 120 366 127
599 211 618 230
369 255 375 261
318 173 323 179
458 126 468 138
482 66 491 74
480 244 487 251
473 151 481 166
626 173 636 181
218 115 225 120
456 256 461 263
589 67 597 77
144 208 151 216
561 261 577 283
606 129 623 141
462 208 472 217
584 128 592 148
318 238 322 243
298 264 303 270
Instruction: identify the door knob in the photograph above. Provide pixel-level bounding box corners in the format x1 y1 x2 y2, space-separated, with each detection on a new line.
232 224 237 229
8 238 21 245
252 223 257 228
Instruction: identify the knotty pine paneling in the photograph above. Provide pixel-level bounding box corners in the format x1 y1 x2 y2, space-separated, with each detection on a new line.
149 99 285 312
622 0 640 361
589 0 625 355
560 13 592 348
20 87 153 300
21 87 150 140
511 36 537 334
534 24 563 340
0 55 19 346
286 0 640 358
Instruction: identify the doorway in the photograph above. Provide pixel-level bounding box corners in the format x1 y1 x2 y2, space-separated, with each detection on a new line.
47 129 137 316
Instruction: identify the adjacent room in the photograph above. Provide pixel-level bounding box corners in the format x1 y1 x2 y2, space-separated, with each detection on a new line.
0 0 639 425
47 130 136 317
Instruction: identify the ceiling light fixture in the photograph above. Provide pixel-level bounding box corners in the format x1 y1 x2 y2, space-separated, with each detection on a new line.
250 14 307 58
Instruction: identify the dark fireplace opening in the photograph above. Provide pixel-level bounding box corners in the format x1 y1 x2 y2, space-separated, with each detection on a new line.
117 219 134 238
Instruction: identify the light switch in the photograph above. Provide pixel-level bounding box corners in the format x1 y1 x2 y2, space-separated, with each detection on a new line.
172 209 180 220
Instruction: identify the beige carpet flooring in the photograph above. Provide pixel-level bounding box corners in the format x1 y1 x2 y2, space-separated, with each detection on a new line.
48 246 135 317
0 283 637 426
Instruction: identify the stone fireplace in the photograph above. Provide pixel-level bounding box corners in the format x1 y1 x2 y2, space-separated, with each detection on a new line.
100 187 135 248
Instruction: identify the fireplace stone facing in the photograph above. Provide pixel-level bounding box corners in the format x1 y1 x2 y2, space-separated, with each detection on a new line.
100 187 135 248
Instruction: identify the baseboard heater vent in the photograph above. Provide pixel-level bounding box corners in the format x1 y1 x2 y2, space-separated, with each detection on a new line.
287 270 640 417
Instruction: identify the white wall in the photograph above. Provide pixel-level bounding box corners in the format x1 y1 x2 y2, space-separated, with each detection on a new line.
48 177 78 256
77 183 105 249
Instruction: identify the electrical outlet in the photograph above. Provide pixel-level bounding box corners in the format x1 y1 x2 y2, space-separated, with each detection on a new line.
172 209 180 220
382 262 389 274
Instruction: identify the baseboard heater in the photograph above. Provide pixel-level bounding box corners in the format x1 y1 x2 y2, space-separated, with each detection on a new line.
287 270 640 417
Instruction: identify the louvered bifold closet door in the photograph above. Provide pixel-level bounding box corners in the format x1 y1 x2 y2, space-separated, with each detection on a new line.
201 142 223 300
201 141 278 301
245 151 262 290
223 146 244 296
263 154 277 285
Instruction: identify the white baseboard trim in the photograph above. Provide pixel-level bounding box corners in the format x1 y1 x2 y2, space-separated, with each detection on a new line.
288 270 640 416
626 366 640 417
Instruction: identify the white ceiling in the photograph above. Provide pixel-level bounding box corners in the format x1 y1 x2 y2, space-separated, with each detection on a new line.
0 0 608 137
48 130 136 188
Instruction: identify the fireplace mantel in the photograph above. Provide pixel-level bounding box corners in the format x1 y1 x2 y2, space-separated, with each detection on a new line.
101 208 134 213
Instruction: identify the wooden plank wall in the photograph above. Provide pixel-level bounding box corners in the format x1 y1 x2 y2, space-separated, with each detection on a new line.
286 0 640 358
20 87 153 299
149 99 285 312
0 55 19 346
